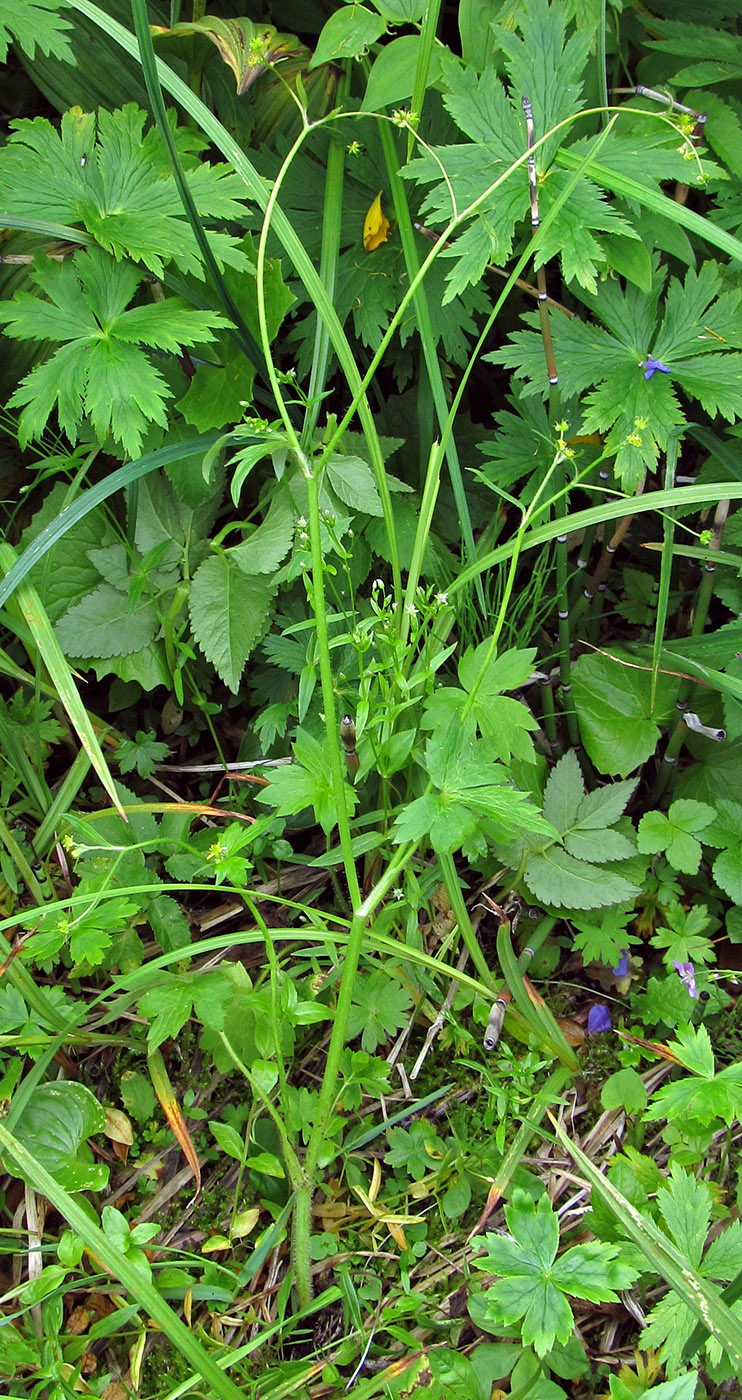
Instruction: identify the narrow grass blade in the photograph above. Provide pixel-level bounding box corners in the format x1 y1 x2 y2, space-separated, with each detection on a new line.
0 543 123 818
549 1112 742 1371
556 147 742 265
148 1047 201 1195
0 1123 247 1400
0 435 218 609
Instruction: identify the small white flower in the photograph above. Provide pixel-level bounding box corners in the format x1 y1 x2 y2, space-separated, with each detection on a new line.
435 591 448 605
372 578 385 591
297 516 307 528
392 887 404 901
405 603 418 616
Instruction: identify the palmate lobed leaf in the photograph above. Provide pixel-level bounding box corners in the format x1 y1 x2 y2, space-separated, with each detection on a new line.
0 246 227 455
0 103 251 278
0 0 73 62
474 1190 636 1358
493 260 742 488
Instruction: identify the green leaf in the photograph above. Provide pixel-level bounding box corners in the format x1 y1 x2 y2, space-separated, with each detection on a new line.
0 104 250 278
551 1239 636 1303
117 729 170 778
542 749 585 832
189 555 274 693
637 800 715 875
0 0 73 62
713 845 742 902
309 6 385 69
601 1069 647 1114
229 485 296 576
657 1164 711 1266
211 1121 244 1162
362 34 442 110
146 896 191 952
525 844 639 910
326 453 383 515
572 650 677 776
668 1022 716 1079
345 968 413 1053
257 728 358 836
572 907 638 966
55 583 159 659
0 246 225 456
473 1189 635 1359
9 1082 107 1192
120 1070 157 1125
139 977 194 1053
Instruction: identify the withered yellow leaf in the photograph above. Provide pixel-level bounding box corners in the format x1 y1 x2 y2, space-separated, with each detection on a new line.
363 190 390 252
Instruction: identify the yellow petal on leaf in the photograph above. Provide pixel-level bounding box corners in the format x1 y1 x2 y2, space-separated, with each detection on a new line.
363 190 390 252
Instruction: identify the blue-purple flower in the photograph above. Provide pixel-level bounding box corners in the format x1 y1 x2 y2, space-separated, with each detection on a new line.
588 1004 612 1033
673 960 698 998
612 951 629 979
639 356 671 381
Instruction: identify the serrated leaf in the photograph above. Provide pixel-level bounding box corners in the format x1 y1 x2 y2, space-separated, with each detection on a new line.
525 845 639 910
0 0 73 63
542 750 585 832
55 584 158 659
230 485 295 576
657 1164 711 1265
0 104 250 279
0 246 225 456
256 729 358 836
189 555 274 693
326 454 382 515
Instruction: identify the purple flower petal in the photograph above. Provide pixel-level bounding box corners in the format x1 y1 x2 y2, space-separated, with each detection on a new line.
640 356 671 381
612 951 629 978
673 960 698 999
588 1004 612 1033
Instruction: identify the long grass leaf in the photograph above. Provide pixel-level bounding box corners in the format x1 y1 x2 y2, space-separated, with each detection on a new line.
556 148 742 265
0 543 123 818
0 435 219 610
0 1123 247 1400
549 1112 742 1370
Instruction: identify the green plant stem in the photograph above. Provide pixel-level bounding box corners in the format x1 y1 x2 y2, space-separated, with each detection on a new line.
653 488 731 798
294 840 419 1303
375 83 485 606
218 1032 305 1191
245 896 289 1102
408 0 442 161
539 676 559 751
301 71 350 451
650 433 680 710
